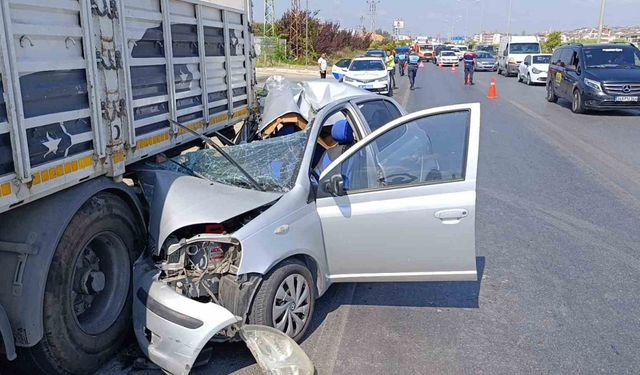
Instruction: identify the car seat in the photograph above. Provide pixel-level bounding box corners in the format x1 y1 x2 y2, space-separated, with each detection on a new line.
319 119 354 171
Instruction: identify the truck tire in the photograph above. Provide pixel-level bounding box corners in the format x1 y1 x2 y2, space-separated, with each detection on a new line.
15 192 144 375
248 259 315 343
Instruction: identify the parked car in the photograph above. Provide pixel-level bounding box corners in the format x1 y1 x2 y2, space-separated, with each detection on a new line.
433 45 454 64
343 57 392 96
497 35 541 76
546 43 640 113
474 51 498 71
332 58 352 81
437 50 460 67
133 81 481 373
518 54 551 85
451 47 463 60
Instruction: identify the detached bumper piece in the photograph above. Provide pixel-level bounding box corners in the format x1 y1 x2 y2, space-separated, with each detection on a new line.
133 258 239 375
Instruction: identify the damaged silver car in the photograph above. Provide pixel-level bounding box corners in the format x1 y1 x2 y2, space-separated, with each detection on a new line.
132 80 481 374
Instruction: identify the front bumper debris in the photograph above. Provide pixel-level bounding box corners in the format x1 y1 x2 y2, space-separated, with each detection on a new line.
133 257 239 375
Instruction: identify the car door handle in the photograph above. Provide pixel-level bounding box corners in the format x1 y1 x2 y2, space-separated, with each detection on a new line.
434 209 468 223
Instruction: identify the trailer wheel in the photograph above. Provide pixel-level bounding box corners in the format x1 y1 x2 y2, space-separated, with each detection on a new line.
16 192 143 375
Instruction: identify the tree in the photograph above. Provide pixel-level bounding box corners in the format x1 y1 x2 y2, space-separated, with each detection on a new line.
543 31 563 53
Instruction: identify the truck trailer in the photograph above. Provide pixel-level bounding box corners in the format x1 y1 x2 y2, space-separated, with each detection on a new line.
0 0 254 373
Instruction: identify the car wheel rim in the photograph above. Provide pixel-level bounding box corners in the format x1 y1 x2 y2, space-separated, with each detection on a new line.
272 274 311 337
573 92 579 110
71 232 130 335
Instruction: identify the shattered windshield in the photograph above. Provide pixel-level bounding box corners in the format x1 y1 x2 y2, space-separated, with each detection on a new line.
161 130 309 192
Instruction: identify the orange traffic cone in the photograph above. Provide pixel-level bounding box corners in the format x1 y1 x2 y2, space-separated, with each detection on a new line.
488 78 498 99
451 64 457 73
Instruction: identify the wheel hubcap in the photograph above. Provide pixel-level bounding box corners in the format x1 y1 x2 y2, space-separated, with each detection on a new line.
272 274 311 337
71 232 130 335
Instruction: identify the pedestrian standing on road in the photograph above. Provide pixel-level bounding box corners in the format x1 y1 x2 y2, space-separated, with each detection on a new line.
397 48 408 76
318 53 328 79
463 48 478 85
386 50 398 89
407 49 420 90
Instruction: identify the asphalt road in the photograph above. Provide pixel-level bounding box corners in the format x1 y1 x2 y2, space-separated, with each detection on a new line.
101 65 640 375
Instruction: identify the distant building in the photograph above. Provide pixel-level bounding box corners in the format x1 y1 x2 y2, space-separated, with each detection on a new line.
475 32 502 45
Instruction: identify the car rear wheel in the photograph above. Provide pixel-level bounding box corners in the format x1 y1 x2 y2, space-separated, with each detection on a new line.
546 83 558 103
248 259 315 343
572 89 586 114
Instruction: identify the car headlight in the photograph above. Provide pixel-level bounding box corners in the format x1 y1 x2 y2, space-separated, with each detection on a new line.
375 76 388 83
531 67 541 74
162 235 241 272
584 78 603 92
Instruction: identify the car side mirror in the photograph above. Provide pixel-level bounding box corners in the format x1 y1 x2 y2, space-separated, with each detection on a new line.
324 174 346 196
524 61 530 66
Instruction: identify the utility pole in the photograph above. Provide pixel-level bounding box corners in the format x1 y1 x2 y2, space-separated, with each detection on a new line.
597 0 606 43
305 0 309 65
264 0 276 37
366 0 380 33
507 0 513 36
290 0 301 59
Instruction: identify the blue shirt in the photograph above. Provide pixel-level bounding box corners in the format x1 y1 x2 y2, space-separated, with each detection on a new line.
398 54 407 61
408 55 420 65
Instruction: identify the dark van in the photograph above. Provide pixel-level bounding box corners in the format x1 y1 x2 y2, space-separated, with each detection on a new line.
546 43 640 113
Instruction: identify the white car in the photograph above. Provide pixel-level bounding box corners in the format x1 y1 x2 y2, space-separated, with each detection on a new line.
437 51 459 67
343 57 392 96
451 47 463 60
331 58 352 81
518 54 552 85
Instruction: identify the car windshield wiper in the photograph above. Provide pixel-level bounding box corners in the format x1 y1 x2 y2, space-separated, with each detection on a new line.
169 119 266 192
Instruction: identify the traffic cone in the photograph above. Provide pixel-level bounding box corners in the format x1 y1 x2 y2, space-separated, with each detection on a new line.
451 64 457 73
488 78 498 99
438 62 443 69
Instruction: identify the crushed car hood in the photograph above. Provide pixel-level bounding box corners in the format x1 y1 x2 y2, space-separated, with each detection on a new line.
137 170 282 254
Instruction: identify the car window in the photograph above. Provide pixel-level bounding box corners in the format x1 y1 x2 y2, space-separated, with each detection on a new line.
525 55 531 64
335 59 351 68
569 51 580 69
312 109 359 175
559 49 573 67
349 60 385 71
583 46 640 67
327 110 470 193
509 43 541 54
551 49 562 66
533 55 551 64
442 51 455 56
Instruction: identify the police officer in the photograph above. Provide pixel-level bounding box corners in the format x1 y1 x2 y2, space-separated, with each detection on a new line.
397 48 408 76
463 48 477 85
407 49 420 90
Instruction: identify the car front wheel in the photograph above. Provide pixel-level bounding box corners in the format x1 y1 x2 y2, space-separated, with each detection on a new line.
526 74 532 86
546 83 558 103
248 259 315 343
572 89 586 114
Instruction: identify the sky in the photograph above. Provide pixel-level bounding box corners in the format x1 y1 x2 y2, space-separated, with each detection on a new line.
252 0 640 37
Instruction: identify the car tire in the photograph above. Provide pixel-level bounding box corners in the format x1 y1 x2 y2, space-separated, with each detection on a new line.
248 259 315 343
13 193 143 375
546 83 558 103
526 74 532 86
572 89 586 114
517 73 523 82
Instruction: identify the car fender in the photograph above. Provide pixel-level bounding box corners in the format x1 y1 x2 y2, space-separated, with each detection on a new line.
234 188 330 296
0 177 145 347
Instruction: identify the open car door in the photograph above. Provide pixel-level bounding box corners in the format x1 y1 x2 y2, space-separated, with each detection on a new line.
316 103 480 282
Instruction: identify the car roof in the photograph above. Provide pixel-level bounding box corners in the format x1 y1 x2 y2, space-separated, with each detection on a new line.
352 56 385 61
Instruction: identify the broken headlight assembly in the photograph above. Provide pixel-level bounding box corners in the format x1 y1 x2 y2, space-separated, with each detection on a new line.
159 234 241 302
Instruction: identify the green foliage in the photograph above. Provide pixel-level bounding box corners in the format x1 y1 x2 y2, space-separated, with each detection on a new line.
542 31 563 52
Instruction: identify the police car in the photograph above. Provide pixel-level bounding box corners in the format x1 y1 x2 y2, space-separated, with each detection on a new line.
343 57 392 96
